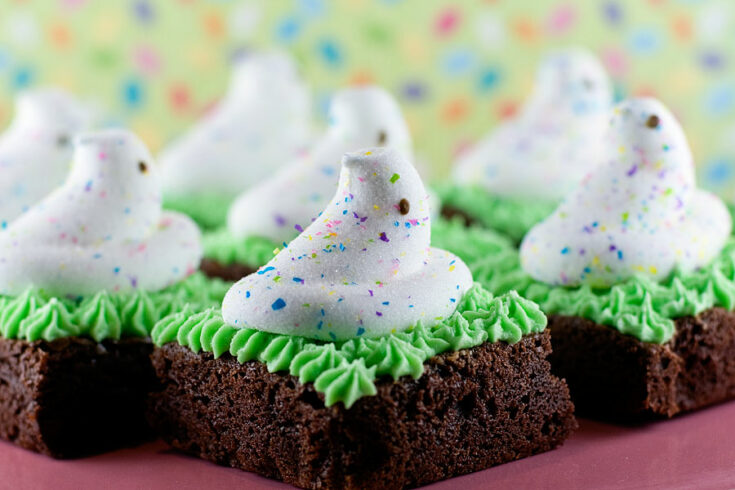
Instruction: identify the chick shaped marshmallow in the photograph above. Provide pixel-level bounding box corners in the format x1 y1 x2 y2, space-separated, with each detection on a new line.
0 88 93 226
453 48 612 201
222 147 473 341
159 51 311 199
0 129 202 296
227 85 414 244
520 97 731 287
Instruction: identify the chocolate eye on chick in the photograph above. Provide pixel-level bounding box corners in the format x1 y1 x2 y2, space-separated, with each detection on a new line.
646 114 660 129
56 134 70 147
377 130 387 145
138 161 148 174
398 198 410 215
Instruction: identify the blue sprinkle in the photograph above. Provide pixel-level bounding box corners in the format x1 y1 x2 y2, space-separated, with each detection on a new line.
329 332 337 340
317 39 343 67
561 247 570 255
258 266 276 275
382 301 390 305
0 221 6 229
320 308 325 317
450 298 456 303
617 250 624 260
271 298 287 310
113 267 120 275
317 320 323 330
339 243 345 252
293 277 304 283
246 291 251 298
356 327 365 336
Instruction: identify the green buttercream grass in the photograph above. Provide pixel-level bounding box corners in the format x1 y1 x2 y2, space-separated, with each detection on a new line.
202 228 279 267
435 184 557 242
0 272 231 343
163 192 234 230
433 219 735 344
151 284 547 408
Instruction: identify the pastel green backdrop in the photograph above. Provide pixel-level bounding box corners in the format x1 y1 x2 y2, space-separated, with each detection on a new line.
0 0 734 197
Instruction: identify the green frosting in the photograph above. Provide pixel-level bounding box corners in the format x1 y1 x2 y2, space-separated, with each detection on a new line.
431 217 513 265
0 272 230 343
151 284 547 408
163 192 234 230
435 184 556 242
202 228 279 267
433 220 735 344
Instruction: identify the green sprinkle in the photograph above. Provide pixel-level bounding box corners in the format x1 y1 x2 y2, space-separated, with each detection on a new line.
389 173 400 183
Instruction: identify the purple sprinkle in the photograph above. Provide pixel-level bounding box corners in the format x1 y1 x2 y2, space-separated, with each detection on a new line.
274 215 286 227
609 245 617 251
271 298 286 310
627 165 638 177
376 311 382 317
294 224 304 232
368 289 374 297
379 232 389 242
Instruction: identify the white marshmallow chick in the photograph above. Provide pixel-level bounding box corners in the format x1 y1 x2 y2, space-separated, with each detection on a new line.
222 148 473 341
159 51 311 199
227 85 414 244
520 97 732 288
0 88 93 226
453 48 613 201
0 129 202 296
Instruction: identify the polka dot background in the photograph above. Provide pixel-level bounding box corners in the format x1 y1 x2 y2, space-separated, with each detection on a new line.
0 0 734 199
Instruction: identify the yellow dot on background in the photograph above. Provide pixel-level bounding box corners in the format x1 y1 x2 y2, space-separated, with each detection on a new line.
92 15 123 43
132 120 163 152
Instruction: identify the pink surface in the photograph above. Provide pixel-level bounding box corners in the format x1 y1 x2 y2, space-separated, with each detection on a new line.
2 402 735 490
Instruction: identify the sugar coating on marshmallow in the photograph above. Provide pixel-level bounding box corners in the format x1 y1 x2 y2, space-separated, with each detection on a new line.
227 85 413 244
222 147 473 341
159 51 311 199
453 48 612 201
0 129 202 296
520 97 732 287
0 88 93 227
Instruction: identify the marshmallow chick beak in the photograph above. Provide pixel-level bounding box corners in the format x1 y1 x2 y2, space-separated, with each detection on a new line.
520 97 732 288
0 88 94 225
0 128 202 296
158 50 311 199
226 85 414 244
452 47 612 201
222 147 473 341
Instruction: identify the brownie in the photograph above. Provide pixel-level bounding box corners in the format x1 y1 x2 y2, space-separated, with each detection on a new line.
440 205 478 228
147 331 576 489
200 258 257 282
548 307 735 421
0 336 157 458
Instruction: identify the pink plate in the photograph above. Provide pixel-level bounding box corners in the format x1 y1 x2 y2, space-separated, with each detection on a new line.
2 401 735 489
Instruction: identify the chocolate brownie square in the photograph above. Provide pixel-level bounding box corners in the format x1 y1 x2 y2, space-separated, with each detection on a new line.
548 307 735 420
147 331 576 489
0 336 156 458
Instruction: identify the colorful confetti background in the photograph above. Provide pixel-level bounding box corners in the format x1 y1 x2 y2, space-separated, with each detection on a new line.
0 0 734 199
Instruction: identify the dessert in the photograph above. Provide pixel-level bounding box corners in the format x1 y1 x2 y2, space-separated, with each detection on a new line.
201 85 413 281
439 48 613 242
0 88 93 227
0 129 225 458
452 97 735 420
159 51 311 229
148 148 576 488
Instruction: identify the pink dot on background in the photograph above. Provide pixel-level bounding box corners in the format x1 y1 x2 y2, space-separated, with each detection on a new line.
134 45 162 76
435 8 461 37
546 4 577 34
169 84 190 111
602 47 629 77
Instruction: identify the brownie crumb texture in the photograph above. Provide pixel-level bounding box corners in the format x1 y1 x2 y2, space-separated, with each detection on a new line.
200 258 257 282
548 307 735 421
0 337 156 458
148 331 576 490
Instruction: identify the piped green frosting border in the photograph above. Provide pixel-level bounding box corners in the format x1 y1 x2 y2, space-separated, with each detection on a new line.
202 228 279 267
0 272 231 343
163 192 234 230
435 184 556 242
434 218 735 344
151 284 547 408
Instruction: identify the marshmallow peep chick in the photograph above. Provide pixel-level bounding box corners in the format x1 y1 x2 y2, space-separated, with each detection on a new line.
453 48 612 201
227 85 415 245
0 88 93 226
159 51 311 199
520 97 732 288
222 148 473 341
0 129 202 296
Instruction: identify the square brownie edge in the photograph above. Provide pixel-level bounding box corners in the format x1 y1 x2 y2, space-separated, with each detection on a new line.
548 307 735 421
147 330 576 490
0 336 157 458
